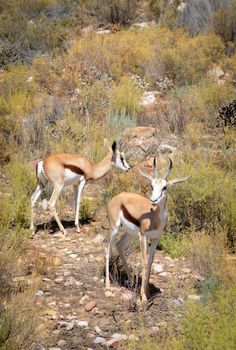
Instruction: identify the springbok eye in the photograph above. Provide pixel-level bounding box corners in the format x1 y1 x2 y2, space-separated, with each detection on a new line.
163 186 167 191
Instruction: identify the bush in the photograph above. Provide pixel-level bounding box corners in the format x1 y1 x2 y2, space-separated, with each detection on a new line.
167 155 236 245
109 76 142 115
211 2 236 43
88 0 139 25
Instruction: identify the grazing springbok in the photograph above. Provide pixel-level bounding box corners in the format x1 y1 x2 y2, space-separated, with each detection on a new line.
30 140 130 237
105 157 189 301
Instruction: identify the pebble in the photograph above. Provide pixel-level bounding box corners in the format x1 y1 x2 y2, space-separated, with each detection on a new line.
66 322 74 331
57 340 66 347
55 277 64 284
93 234 104 244
182 268 191 274
188 294 201 301
85 300 97 312
94 337 106 344
69 253 78 259
77 320 89 327
159 272 168 277
30 343 46 350
79 295 90 305
153 263 164 273
35 289 44 297
94 326 102 334
111 333 128 341
105 290 114 298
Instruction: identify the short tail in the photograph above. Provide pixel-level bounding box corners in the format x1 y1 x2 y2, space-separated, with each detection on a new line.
36 160 48 189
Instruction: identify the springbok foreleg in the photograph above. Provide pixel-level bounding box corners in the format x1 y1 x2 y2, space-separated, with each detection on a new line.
48 183 66 235
140 234 148 301
106 226 120 289
144 239 158 299
116 232 132 286
74 178 86 233
30 185 44 237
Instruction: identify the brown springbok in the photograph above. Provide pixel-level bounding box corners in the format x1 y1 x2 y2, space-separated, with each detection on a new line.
105 157 188 301
30 140 130 237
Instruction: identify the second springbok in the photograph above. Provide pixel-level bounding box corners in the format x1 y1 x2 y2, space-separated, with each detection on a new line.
105 157 189 302
30 140 130 237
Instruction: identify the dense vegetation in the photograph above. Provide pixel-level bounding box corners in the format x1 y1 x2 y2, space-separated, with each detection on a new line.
0 1 236 349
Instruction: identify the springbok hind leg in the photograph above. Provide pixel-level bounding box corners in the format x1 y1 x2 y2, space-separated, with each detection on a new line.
48 183 67 235
30 185 44 237
116 232 132 286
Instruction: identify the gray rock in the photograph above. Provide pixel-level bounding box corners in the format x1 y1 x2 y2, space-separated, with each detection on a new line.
94 325 102 334
35 290 44 297
176 0 232 35
66 322 75 331
94 337 106 344
77 320 89 327
152 263 164 273
57 340 66 347
93 234 104 244
30 343 46 350
188 294 202 301
111 333 128 341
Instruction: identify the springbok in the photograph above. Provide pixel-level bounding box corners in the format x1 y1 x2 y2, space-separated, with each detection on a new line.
30 140 130 237
105 157 188 301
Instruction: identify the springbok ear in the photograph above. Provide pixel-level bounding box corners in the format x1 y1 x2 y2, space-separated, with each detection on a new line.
167 176 190 187
138 169 153 182
111 140 117 153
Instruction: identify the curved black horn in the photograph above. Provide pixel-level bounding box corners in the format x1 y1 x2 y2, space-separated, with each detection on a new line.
153 157 158 178
163 157 173 180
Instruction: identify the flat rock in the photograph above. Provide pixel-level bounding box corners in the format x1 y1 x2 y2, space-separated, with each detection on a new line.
188 294 201 301
153 263 164 273
66 322 75 331
93 234 104 244
94 337 106 344
94 325 102 334
55 277 64 284
85 300 97 312
77 320 89 327
159 272 168 277
79 295 90 305
57 340 66 347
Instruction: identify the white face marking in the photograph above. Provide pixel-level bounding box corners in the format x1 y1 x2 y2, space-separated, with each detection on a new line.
113 152 130 172
150 178 167 205
64 168 84 186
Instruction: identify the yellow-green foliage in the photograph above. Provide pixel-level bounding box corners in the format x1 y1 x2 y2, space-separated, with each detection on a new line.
155 31 225 84
0 279 43 350
109 76 142 114
183 231 235 290
126 284 236 350
46 109 86 154
167 155 236 241
68 29 155 80
0 160 35 233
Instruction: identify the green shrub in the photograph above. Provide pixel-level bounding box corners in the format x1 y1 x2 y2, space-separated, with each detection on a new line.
109 76 142 115
168 156 236 245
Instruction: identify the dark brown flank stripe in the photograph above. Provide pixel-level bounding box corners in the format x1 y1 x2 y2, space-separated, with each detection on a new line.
64 164 84 175
121 205 140 227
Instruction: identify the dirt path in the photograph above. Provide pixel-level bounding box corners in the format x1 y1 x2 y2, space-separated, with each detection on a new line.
30 210 199 350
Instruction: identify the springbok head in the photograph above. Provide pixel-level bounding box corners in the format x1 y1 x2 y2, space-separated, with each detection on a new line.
104 139 130 173
139 157 189 205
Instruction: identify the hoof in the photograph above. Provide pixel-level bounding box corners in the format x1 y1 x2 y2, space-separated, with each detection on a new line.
75 227 80 233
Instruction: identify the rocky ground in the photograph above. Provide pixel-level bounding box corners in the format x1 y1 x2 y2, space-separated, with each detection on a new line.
28 204 201 350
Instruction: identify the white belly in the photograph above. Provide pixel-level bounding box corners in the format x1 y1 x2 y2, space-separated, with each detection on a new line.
120 211 140 236
64 169 84 186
